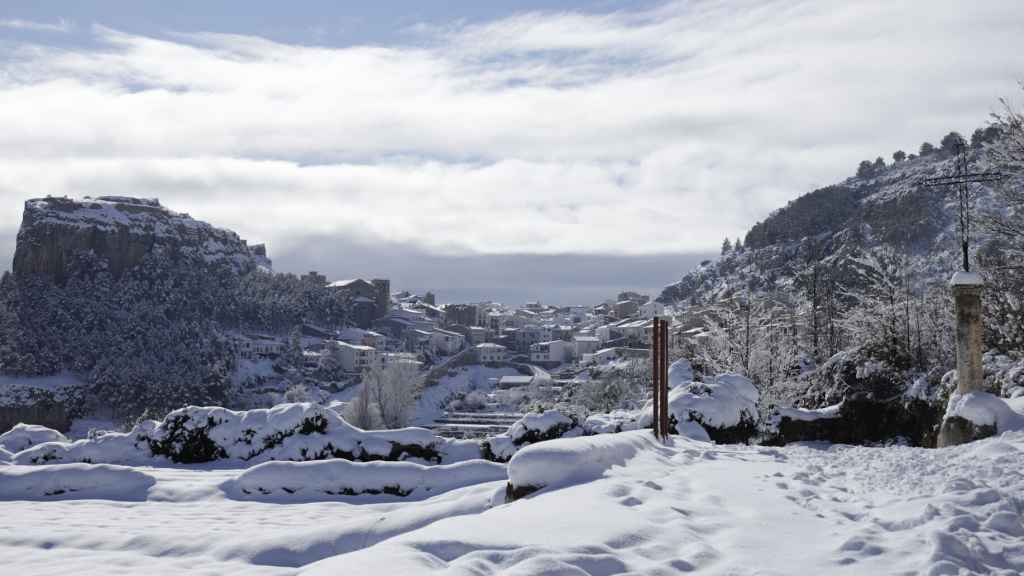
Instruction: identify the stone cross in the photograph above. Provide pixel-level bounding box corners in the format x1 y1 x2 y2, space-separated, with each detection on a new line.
922 137 1003 273
921 138 1002 395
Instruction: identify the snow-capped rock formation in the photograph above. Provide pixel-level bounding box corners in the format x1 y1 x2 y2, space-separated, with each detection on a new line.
12 196 270 282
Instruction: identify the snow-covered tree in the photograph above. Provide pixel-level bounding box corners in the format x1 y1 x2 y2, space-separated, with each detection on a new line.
364 361 420 429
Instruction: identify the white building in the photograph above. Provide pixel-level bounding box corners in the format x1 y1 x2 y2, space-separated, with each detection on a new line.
573 335 601 358
581 347 622 366
235 334 285 360
530 340 570 364
431 329 465 356
475 342 508 363
337 327 386 350
640 301 666 319
335 341 376 373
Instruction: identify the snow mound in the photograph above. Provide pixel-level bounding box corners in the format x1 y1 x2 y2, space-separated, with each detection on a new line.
15 403 467 466
482 410 583 462
0 423 68 453
0 446 12 463
668 358 694 388
665 372 759 430
945 391 1024 432
583 410 645 434
226 459 506 501
0 463 155 500
506 430 666 498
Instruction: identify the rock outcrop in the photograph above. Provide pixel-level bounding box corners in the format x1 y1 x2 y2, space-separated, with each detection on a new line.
12 196 270 283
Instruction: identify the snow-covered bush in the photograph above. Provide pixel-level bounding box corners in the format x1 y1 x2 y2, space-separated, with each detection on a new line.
984 353 1024 399
0 463 156 500
505 430 661 500
0 423 68 453
583 410 645 434
226 458 506 500
945 392 1024 433
481 410 583 462
14 403 457 466
657 373 760 443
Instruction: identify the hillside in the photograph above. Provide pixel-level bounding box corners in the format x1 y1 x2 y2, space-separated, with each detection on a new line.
656 127 1024 444
659 134 1002 308
0 197 352 421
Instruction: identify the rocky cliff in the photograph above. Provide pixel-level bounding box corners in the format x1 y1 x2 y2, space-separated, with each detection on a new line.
12 196 271 283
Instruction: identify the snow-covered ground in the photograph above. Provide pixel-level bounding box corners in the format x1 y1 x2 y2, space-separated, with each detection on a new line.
3 430 1024 575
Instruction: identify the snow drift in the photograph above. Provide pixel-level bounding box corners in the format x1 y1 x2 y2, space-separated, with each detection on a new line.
0 463 155 500
225 458 506 501
0 423 68 453
506 430 668 500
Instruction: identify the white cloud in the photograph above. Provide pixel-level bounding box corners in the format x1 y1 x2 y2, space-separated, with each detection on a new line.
0 18 73 33
0 0 1021 262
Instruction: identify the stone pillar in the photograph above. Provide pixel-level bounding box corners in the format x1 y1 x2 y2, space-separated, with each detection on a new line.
951 272 984 395
938 272 986 448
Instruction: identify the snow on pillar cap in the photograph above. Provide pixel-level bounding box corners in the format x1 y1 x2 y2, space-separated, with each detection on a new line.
949 271 984 287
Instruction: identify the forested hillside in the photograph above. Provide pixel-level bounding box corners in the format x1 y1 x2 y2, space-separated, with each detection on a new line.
0 197 354 420
659 117 1024 440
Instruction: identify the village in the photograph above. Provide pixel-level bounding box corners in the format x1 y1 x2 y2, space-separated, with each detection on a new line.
230 273 703 437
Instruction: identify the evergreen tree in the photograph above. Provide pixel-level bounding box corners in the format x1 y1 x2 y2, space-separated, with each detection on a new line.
721 237 733 255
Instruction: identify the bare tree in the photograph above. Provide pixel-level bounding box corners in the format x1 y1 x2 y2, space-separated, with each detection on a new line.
364 361 421 429
981 93 1024 249
344 379 377 430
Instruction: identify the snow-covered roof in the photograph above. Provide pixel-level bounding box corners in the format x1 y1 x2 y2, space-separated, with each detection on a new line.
476 343 507 350
328 279 368 288
335 341 375 351
498 375 534 385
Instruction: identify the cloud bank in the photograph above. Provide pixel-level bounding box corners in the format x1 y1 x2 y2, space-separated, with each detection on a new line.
0 0 1021 293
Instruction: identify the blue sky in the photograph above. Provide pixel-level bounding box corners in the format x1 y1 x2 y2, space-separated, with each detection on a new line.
0 1 660 47
0 1 1022 304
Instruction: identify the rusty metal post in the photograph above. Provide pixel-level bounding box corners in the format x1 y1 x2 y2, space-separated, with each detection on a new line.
651 316 661 438
660 320 669 437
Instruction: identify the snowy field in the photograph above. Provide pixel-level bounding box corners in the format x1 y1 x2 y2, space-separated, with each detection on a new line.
2 430 1023 575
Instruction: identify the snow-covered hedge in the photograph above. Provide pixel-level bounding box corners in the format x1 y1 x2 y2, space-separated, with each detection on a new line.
225 458 506 500
505 430 661 500
0 463 155 500
14 403 459 466
481 410 583 462
0 423 68 453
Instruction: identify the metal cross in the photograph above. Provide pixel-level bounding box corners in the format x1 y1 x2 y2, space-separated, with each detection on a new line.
922 137 1003 272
